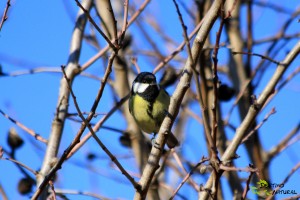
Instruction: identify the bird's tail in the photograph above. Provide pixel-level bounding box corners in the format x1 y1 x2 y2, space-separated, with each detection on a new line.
166 132 179 149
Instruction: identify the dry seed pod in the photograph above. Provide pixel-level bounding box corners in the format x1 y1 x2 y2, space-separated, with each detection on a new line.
7 128 24 150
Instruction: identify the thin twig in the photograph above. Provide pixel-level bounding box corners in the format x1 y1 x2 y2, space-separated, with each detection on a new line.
183 106 203 124
0 109 47 144
0 182 8 200
268 134 300 166
145 18 179 47
232 51 282 65
205 41 300 200
32 49 116 199
242 107 276 143
5 67 103 81
225 62 299 125
37 1 93 198
55 188 110 200
172 0 194 70
61 64 140 190
277 66 300 91
171 150 199 191
131 57 141 73
135 19 166 63
48 181 56 200
224 78 252 124
219 164 258 173
211 4 224 148
75 0 117 51
177 0 196 20
261 66 300 112
254 32 300 44
241 165 256 199
266 122 300 162
252 8 300 88
135 0 225 198
80 0 151 72
246 0 253 76
282 194 300 200
251 0 293 14
0 0 11 31
67 111 106 117
169 157 209 200
172 0 218 161
120 0 129 44
266 162 300 200
1 156 38 175
152 19 204 74
66 95 129 159
1 146 35 184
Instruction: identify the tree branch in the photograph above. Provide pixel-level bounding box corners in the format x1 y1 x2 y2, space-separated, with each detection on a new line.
0 109 47 144
200 40 300 200
0 0 10 31
134 0 224 198
36 1 93 199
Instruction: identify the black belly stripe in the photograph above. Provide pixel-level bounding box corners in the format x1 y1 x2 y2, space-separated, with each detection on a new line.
147 102 154 119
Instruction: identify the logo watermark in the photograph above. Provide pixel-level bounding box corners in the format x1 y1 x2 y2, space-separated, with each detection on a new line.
251 179 297 196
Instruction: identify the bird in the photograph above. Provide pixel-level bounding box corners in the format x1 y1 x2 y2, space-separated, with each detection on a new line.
129 72 179 148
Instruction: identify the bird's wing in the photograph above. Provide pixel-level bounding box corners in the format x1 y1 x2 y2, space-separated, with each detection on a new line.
128 93 133 114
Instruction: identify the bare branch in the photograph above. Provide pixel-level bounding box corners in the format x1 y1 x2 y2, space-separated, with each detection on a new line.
0 0 10 31
219 164 258 173
254 32 300 44
172 0 217 164
211 2 225 152
241 107 276 143
282 194 300 200
152 19 203 74
241 165 256 200
80 0 151 72
172 150 199 191
277 66 300 91
0 109 47 144
36 1 93 198
222 41 300 162
251 0 293 14
232 51 282 65
75 0 117 51
31 52 136 199
62 63 140 190
135 0 225 198
131 57 141 73
4 67 103 81
1 156 38 175
55 188 111 200
66 94 129 159
170 157 209 200
201 40 300 200
0 182 8 200
48 181 56 200
120 0 129 43
266 162 300 200
266 123 300 162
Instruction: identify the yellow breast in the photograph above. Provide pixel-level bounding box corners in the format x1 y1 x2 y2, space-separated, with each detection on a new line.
130 90 170 133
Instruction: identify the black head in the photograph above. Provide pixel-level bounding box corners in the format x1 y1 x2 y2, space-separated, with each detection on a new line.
131 72 160 102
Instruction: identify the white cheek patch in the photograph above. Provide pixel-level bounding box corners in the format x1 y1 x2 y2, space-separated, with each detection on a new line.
133 82 149 94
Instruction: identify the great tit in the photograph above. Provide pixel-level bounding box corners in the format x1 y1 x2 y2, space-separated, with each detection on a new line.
129 72 179 148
